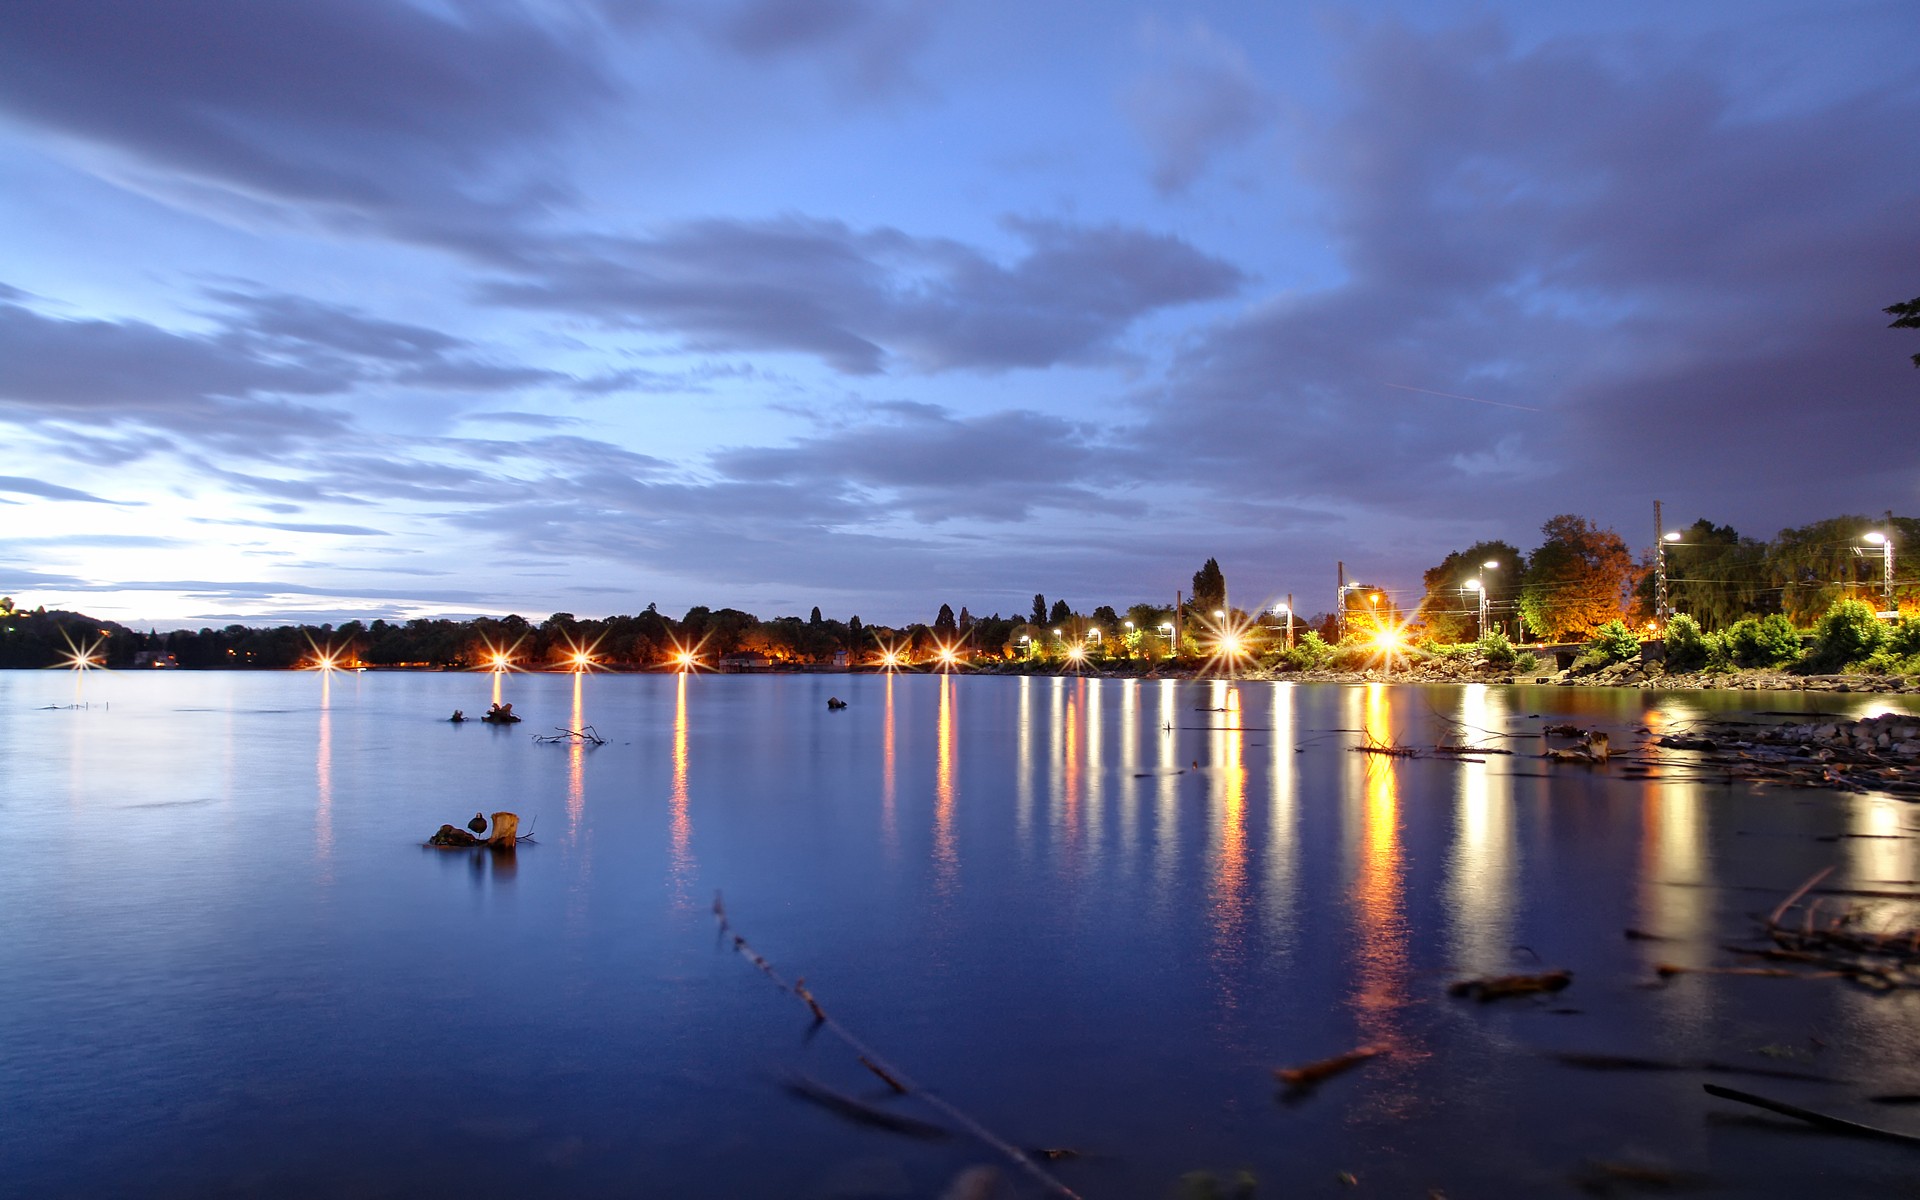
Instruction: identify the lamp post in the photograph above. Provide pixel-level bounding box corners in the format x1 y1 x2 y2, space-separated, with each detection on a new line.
1273 600 1293 649
1465 578 1487 639
1865 531 1896 612
1480 560 1500 639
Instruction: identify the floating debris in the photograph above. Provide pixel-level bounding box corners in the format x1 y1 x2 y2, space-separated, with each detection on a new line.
1703 1083 1920 1145
783 1075 949 1140
1449 969 1573 1001
533 725 604 745
1274 1045 1389 1093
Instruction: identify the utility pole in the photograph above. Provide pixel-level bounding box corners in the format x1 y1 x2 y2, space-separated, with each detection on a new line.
1173 589 1182 659
1286 592 1294 649
1336 561 1346 643
1653 499 1668 624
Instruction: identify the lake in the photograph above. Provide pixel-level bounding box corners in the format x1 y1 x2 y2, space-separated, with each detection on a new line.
4 669 1919 1198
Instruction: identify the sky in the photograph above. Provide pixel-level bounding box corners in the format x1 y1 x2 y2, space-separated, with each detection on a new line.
1 0 1915 630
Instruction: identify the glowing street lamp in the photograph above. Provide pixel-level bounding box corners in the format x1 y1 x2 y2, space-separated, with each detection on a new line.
1464 577 1489 639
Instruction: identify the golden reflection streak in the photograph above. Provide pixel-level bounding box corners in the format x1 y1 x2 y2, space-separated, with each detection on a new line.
1120 679 1140 867
934 673 958 895
315 671 333 868
1637 775 1712 1044
882 673 898 859
1851 797 1911 885
1265 682 1299 950
1348 684 1419 1115
1208 681 1249 1017
668 671 695 909
1062 690 1081 873
1155 678 1180 902
1016 676 1034 857
567 671 586 837
1446 684 1515 974
1085 678 1104 852
491 670 503 709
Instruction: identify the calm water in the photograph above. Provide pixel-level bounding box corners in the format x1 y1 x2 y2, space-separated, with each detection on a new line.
4 670 1920 1198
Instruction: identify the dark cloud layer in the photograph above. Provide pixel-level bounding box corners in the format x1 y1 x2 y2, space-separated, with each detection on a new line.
0 0 611 254
1138 21 1920 532
483 215 1243 374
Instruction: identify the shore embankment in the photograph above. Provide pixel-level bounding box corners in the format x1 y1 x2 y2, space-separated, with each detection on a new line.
960 657 1920 694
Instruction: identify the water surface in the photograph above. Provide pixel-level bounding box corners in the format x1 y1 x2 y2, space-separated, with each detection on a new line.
4 670 1919 1197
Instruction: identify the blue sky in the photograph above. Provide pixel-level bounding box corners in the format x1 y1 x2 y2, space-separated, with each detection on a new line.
1 0 1914 629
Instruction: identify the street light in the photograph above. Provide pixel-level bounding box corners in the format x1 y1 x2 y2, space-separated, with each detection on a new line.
1481 560 1501 639
1464 577 1488 639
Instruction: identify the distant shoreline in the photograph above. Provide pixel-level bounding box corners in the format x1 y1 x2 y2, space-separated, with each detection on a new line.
30 661 1917 695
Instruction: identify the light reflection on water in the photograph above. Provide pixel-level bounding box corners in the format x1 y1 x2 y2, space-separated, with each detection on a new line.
3 670 1919 1199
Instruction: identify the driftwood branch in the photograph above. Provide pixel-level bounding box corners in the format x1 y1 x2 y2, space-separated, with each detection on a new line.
712 892 1083 1199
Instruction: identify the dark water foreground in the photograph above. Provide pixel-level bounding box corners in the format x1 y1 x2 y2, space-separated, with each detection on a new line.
4 671 1919 1198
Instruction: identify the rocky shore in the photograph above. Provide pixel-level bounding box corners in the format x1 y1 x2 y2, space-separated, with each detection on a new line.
968 656 1920 694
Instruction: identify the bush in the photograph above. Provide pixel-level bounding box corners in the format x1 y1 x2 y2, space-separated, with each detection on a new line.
1705 630 1736 672
1327 640 1375 671
1277 631 1333 671
1809 598 1888 671
1889 619 1920 658
1663 614 1710 672
1725 614 1802 668
1476 629 1524 668
1583 619 1640 667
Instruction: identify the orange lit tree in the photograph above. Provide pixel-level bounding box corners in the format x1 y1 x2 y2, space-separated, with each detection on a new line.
1518 514 1639 641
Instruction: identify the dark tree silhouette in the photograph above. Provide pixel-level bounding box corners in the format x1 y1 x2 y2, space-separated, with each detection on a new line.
934 604 957 634
1191 558 1226 613
1887 295 1920 367
1030 594 1048 626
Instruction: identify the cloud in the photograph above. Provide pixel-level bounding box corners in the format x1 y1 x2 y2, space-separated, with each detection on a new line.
712 402 1114 521
481 214 1243 374
703 0 942 98
0 294 351 444
1135 20 1920 530
0 0 616 255
718 0 875 56
209 288 567 392
0 476 135 505
192 518 391 537
1124 21 1271 195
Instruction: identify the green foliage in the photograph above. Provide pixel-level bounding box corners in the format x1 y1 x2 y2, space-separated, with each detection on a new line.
1476 629 1525 668
1724 614 1801 668
1519 514 1638 641
1583 619 1641 666
1277 631 1333 671
1417 539 1523 644
1326 641 1375 671
1809 598 1888 671
1890 619 1920 658
1662 613 1710 672
1634 519 1772 629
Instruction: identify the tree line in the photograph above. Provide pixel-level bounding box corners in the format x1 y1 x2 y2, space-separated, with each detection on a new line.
1 508 1910 671
1413 511 1916 644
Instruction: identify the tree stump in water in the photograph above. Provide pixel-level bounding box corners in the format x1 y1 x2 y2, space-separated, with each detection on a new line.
487 812 519 849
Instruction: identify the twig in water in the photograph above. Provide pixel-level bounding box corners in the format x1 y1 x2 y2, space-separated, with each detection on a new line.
783 1075 950 1140
711 891 1083 1199
1703 1083 1920 1144
1274 1045 1388 1095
